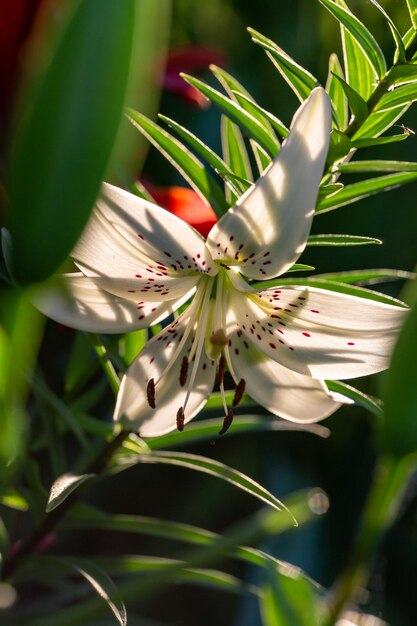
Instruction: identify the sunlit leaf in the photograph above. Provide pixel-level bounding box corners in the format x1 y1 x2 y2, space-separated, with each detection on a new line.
338 160 417 173
407 0 417 29
331 73 368 123
316 268 415 284
352 133 410 148
327 130 352 164
326 380 383 417
368 0 405 61
307 234 381 246
232 92 289 138
316 172 417 213
221 115 253 203
249 28 319 101
353 104 411 139
127 109 228 218
326 53 348 130
374 82 417 112
9 1 137 283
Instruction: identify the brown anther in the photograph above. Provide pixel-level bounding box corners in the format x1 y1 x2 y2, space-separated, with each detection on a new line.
146 378 156 409
209 328 228 347
232 379 246 407
215 355 226 388
176 406 185 432
219 409 234 435
179 357 188 387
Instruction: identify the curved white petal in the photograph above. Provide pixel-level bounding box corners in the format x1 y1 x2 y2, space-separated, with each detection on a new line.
230 286 407 380
33 273 186 333
73 183 217 295
207 87 331 280
225 329 340 423
114 305 216 436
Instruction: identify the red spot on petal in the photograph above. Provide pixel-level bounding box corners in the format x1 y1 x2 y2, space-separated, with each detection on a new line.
269 343 276 349
302 332 311 337
347 342 355 346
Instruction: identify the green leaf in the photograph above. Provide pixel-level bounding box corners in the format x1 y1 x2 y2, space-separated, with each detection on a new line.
389 63 417 84
286 264 316 273
316 172 417 213
115 451 295 520
406 0 417 30
0 489 29 511
251 140 273 173
232 92 289 138
317 0 386 78
326 380 383 417
9 1 137 284
338 0 376 100
221 115 253 203
127 109 229 218
180 74 280 158
368 0 406 61
326 53 348 130
46 472 95 512
120 328 147 366
374 82 417 112
327 130 352 164
352 133 410 148
249 28 319 101
331 73 369 123
353 104 411 139
307 234 381 246
382 275 417 456
338 160 417 173
316 268 415 285
159 114 244 196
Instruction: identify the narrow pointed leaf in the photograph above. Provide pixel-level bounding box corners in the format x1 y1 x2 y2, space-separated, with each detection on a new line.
316 172 417 213
390 63 417 84
221 115 253 183
232 92 289 137
374 82 417 112
159 114 244 196
338 160 417 173
9 1 137 284
46 473 95 512
353 104 411 139
317 0 386 78
286 264 316 273
116 451 294 518
331 73 368 123
326 53 348 129
326 380 383 417
327 130 352 164
307 234 381 246
181 74 280 157
251 140 273 173
127 109 229 218
368 0 405 61
249 28 319 101
316 268 415 284
352 133 410 148
407 0 417 29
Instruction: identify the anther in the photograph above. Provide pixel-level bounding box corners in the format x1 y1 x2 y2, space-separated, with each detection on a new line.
179 357 189 386
146 378 156 409
215 355 226 388
176 407 185 432
232 379 246 407
219 409 234 435
210 328 228 347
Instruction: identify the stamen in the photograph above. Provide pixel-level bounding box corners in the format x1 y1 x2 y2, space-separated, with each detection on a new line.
215 355 226 388
176 406 185 432
232 379 246 407
179 357 189 386
210 328 228 347
146 378 156 409
219 409 234 435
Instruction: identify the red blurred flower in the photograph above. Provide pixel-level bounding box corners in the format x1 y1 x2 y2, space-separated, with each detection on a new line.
163 45 227 108
144 182 218 237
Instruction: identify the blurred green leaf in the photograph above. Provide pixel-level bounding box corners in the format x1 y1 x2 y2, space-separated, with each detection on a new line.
406 0 417 30
249 28 319 101
159 114 244 196
0 489 29 512
181 74 280 158
382 276 417 456
46 472 95 512
326 380 383 417
115 451 295 519
9 0 137 284
316 172 417 213
316 268 415 284
128 109 228 218
120 329 147 366
331 74 368 123
307 234 381 246
317 0 386 78
326 53 348 130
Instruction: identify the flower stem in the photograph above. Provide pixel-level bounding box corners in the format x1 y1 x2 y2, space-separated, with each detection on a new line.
89 333 121 394
1 428 131 581
321 453 415 626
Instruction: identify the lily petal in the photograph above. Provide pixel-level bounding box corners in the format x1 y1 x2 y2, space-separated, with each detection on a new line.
73 183 217 289
206 87 331 279
114 305 216 436
230 286 407 379
225 329 341 422
33 273 187 333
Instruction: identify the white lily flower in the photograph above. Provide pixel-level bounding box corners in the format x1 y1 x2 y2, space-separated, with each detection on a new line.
35 88 407 437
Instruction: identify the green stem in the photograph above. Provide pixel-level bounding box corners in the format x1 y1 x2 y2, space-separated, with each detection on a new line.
89 333 120 395
321 453 415 626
